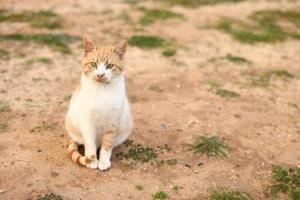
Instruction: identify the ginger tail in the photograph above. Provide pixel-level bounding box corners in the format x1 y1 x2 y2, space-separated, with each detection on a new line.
67 141 96 166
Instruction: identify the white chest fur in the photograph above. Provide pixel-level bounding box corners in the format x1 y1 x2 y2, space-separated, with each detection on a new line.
69 74 127 132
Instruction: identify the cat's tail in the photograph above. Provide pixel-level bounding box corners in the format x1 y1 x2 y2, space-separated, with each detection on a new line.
67 141 96 166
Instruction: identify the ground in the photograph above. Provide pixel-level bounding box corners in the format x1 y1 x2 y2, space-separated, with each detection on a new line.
0 0 300 199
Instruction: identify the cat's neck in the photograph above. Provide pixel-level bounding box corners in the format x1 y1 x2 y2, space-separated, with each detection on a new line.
80 73 125 93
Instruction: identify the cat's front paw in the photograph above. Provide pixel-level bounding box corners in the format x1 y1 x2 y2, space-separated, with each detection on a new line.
98 158 111 171
86 159 98 169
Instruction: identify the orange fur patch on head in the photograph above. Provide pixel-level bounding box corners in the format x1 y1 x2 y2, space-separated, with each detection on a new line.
81 37 127 74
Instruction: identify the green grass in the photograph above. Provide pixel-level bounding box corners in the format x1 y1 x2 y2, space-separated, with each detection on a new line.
251 70 294 87
116 140 158 163
0 49 9 60
267 165 300 200
139 7 183 25
25 57 53 65
30 121 56 133
188 135 228 157
165 158 178 166
215 89 240 98
209 188 253 200
0 121 9 132
173 185 182 192
128 35 166 49
207 81 240 98
116 140 172 165
218 10 300 43
149 84 163 92
128 95 138 103
135 184 144 191
0 100 10 112
162 48 177 57
0 33 79 54
0 10 62 29
157 0 244 7
152 191 168 200
36 192 62 200
224 54 251 64
63 95 72 102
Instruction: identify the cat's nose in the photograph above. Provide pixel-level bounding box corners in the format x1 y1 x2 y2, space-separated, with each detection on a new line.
97 73 105 78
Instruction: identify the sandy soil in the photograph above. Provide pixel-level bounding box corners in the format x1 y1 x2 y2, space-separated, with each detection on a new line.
0 0 300 199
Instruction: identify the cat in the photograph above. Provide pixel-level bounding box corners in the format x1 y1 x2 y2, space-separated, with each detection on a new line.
65 36 133 170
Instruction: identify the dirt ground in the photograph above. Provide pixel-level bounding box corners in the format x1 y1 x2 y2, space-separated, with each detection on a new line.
0 0 300 199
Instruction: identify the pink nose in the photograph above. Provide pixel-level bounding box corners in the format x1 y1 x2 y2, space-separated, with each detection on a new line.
97 73 105 78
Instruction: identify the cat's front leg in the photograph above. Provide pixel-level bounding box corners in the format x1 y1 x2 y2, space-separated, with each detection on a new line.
98 124 117 171
81 122 98 169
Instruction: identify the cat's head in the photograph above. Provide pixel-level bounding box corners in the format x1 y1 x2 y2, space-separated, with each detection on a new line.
81 36 127 84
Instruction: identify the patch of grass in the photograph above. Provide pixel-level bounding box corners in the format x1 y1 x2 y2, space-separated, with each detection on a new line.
25 57 53 65
0 10 62 29
139 7 183 25
36 192 62 200
63 95 72 102
224 54 251 64
149 84 163 92
266 165 300 200
162 48 176 57
117 143 157 163
135 184 144 191
128 95 138 103
188 135 228 157
251 70 294 87
207 82 240 98
152 191 168 200
165 158 177 166
215 89 240 98
0 100 10 112
30 121 56 133
128 35 165 49
157 0 244 7
251 10 300 29
210 188 253 200
0 33 79 54
0 121 9 132
0 49 9 60
217 10 300 43
173 185 183 192
116 140 173 165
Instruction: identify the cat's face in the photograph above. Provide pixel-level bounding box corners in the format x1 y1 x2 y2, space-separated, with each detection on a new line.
81 36 127 84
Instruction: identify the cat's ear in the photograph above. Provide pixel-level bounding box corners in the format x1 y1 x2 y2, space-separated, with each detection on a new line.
113 40 127 60
82 35 95 55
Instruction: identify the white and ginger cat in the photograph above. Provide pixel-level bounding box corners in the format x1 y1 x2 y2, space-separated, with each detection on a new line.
65 36 133 170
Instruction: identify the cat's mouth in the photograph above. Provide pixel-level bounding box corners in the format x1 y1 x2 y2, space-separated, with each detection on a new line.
96 76 109 83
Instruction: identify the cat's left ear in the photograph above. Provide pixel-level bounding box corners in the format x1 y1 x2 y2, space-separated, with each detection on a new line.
113 40 127 60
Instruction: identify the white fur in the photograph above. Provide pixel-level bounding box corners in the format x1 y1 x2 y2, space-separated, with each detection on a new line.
66 70 133 171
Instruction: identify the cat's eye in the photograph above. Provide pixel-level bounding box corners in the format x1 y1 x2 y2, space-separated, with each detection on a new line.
91 62 97 68
106 64 114 69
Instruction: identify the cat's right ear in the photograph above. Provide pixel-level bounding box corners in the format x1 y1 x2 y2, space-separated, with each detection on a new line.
82 35 95 55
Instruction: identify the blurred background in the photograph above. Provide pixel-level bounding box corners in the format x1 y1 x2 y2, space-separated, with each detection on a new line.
0 0 299 199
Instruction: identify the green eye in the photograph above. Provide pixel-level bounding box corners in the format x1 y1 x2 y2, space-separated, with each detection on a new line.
106 64 114 69
91 62 97 68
